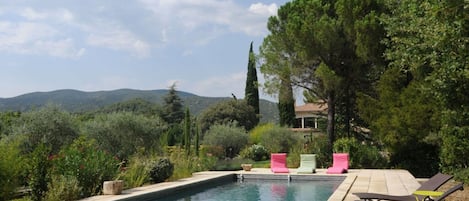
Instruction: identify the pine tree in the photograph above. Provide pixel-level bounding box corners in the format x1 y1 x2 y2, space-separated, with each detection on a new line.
244 42 260 126
161 83 184 124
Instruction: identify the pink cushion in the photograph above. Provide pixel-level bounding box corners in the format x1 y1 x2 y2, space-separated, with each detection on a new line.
326 153 349 174
326 167 346 174
270 153 289 173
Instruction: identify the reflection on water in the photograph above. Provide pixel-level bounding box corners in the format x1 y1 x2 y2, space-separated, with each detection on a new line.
160 179 341 201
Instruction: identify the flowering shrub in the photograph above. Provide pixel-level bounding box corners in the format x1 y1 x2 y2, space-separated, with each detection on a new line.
52 137 120 197
240 144 269 161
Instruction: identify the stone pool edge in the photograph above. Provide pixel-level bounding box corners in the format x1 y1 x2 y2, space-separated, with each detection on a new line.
81 169 354 201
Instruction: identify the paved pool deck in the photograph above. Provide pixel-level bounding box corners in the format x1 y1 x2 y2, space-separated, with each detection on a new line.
82 168 423 201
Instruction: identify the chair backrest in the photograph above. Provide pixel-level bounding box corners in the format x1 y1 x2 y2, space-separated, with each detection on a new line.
271 153 287 168
418 173 453 191
332 153 349 170
435 183 464 201
301 154 316 161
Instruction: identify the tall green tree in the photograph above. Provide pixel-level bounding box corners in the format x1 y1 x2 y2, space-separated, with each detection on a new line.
260 0 386 152
278 76 296 127
245 42 260 126
183 107 191 156
198 100 257 133
161 84 185 124
374 0 469 177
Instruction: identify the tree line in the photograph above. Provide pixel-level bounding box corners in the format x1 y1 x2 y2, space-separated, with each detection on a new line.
259 0 468 179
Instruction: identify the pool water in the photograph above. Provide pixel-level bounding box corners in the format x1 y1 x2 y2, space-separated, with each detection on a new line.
159 179 341 201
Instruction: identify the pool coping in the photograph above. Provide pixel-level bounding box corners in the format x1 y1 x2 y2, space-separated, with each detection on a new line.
81 168 418 201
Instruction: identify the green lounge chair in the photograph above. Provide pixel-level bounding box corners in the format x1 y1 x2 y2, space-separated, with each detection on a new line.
297 154 316 173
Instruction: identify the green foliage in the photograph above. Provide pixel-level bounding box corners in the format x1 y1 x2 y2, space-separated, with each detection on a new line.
240 144 269 161
249 123 275 144
245 42 260 125
195 122 200 156
260 0 386 149
0 111 21 136
379 0 468 178
82 112 166 160
203 124 249 159
13 105 78 154
358 66 441 176
120 153 151 188
183 108 191 156
149 158 174 183
258 125 298 153
52 137 120 197
333 138 388 169
28 143 52 201
439 111 469 176
98 98 161 117
161 84 185 124
305 135 331 168
164 124 183 146
198 100 258 132
278 78 296 127
44 175 81 201
0 138 25 201
168 147 217 180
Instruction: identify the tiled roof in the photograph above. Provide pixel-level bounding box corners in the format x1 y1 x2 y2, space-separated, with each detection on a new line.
295 102 328 114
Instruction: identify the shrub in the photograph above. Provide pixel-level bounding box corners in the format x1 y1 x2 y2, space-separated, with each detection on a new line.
203 124 248 159
44 175 81 201
120 154 151 188
258 125 298 153
198 100 257 132
82 112 167 160
240 144 269 161
149 158 174 183
333 137 388 168
168 147 217 181
0 138 25 201
201 145 225 159
52 137 120 197
13 105 78 154
249 123 275 144
305 135 331 168
440 110 469 182
28 143 52 201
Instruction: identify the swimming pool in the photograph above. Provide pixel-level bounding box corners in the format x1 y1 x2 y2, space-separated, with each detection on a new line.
157 178 342 201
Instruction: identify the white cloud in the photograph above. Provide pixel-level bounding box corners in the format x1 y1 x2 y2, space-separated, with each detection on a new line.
19 7 74 23
138 0 279 45
249 3 278 16
0 21 84 58
86 29 151 58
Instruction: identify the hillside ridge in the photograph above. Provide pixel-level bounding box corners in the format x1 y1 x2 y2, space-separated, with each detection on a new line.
0 89 279 123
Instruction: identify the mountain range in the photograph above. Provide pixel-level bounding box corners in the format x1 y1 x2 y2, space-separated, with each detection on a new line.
0 89 279 123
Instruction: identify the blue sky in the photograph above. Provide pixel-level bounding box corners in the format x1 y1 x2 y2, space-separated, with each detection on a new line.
0 0 291 102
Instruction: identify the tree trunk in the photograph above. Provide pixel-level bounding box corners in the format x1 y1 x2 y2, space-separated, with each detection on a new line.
327 91 336 155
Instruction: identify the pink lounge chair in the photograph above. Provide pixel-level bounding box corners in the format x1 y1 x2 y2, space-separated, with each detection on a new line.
326 153 349 174
270 153 289 173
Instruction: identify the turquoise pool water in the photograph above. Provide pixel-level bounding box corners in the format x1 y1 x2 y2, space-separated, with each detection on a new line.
159 179 341 201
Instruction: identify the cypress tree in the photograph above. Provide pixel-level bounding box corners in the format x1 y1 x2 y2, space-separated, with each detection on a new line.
183 107 191 156
195 121 200 157
278 78 296 127
244 42 260 126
